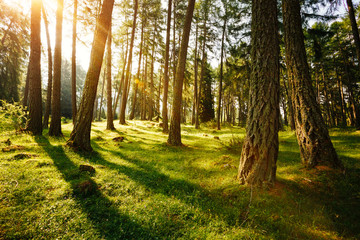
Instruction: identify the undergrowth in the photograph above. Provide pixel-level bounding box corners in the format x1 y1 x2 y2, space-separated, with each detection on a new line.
0 120 359 239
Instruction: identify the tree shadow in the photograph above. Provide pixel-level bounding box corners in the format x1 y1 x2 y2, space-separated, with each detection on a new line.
34 136 157 240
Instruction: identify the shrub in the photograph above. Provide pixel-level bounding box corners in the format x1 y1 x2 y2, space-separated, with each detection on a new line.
0 100 27 131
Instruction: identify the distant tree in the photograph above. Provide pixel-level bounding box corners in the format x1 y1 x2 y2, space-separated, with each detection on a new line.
199 62 215 122
106 21 115 130
42 4 53 129
25 0 42 135
282 0 343 169
67 0 115 151
49 0 64 136
162 0 172 133
119 0 138 124
167 0 196 146
237 0 279 186
72 0 78 123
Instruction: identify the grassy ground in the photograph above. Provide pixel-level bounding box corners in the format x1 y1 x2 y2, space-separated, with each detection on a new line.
0 119 359 239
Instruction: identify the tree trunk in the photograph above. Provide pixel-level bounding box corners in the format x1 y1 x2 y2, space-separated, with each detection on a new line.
346 0 360 68
119 0 138 124
130 20 145 120
49 0 64 137
217 17 226 130
167 0 196 146
66 0 114 151
191 24 198 125
106 21 115 130
71 0 78 124
149 25 156 121
25 0 42 135
282 0 343 169
98 70 105 121
162 0 172 133
42 4 53 129
237 0 279 186
114 31 129 118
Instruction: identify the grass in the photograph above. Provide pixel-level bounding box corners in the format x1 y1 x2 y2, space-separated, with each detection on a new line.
0 119 359 239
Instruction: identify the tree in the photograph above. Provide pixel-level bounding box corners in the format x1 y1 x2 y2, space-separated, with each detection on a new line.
67 0 115 151
162 0 172 133
72 0 78 123
237 0 279 186
167 0 196 146
119 0 138 124
49 0 64 137
106 20 115 130
25 0 42 135
42 3 53 129
282 0 343 169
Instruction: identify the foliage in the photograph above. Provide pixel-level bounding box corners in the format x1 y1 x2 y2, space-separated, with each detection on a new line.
0 100 27 131
220 134 244 153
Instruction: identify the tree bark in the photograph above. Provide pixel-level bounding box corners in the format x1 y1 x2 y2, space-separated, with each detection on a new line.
167 0 196 146
237 0 279 186
49 0 64 137
119 0 138 124
42 4 53 129
149 24 156 121
346 0 360 69
25 0 42 135
98 69 106 121
71 0 78 124
282 0 343 169
106 21 115 130
162 0 172 133
66 0 114 151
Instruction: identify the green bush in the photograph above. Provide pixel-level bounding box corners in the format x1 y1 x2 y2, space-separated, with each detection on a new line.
0 100 27 131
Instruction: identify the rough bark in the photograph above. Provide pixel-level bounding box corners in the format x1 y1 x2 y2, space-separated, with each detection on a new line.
106 22 115 130
346 0 360 68
282 0 343 169
66 0 114 151
98 70 105 121
237 0 279 186
49 0 64 137
71 0 78 123
162 0 172 133
167 0 196 146
42 4 53 129
119 0 138 124
25 0 42 135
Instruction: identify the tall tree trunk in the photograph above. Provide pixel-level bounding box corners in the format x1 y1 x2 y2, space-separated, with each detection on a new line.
130 20 145 120
162 0 172 133
66 0 115 151
149 24 156 121
25 0 42 135
98 69 106 121
106 21 115 130
191 24 198 125
167 0 196 146
141 54 148 120
114 31 129 118
42 4 53 129
22 64 30 107
119 0 138 124
49 0 64 137
71 0 78 123
217 17 226 130
237 0 279 186
282 0 343 169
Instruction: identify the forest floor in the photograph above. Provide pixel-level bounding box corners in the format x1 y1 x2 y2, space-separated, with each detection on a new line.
0 119 359 239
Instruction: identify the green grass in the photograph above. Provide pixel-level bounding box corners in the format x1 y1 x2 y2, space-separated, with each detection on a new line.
0 119 359 239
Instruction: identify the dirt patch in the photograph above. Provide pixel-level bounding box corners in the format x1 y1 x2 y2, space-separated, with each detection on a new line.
268 181 286 197
12 153 38 160
113 136 125 142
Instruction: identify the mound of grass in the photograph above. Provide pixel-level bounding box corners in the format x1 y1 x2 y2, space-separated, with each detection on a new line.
0 119 359 239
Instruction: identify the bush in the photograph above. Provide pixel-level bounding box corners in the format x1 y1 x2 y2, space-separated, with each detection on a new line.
0 100 27 131
220 135 244 153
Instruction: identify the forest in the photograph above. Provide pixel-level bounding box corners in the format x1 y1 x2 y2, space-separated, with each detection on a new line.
0 0 360 239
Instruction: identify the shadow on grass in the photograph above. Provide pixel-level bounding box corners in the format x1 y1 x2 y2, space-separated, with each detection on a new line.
34 136 157 240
